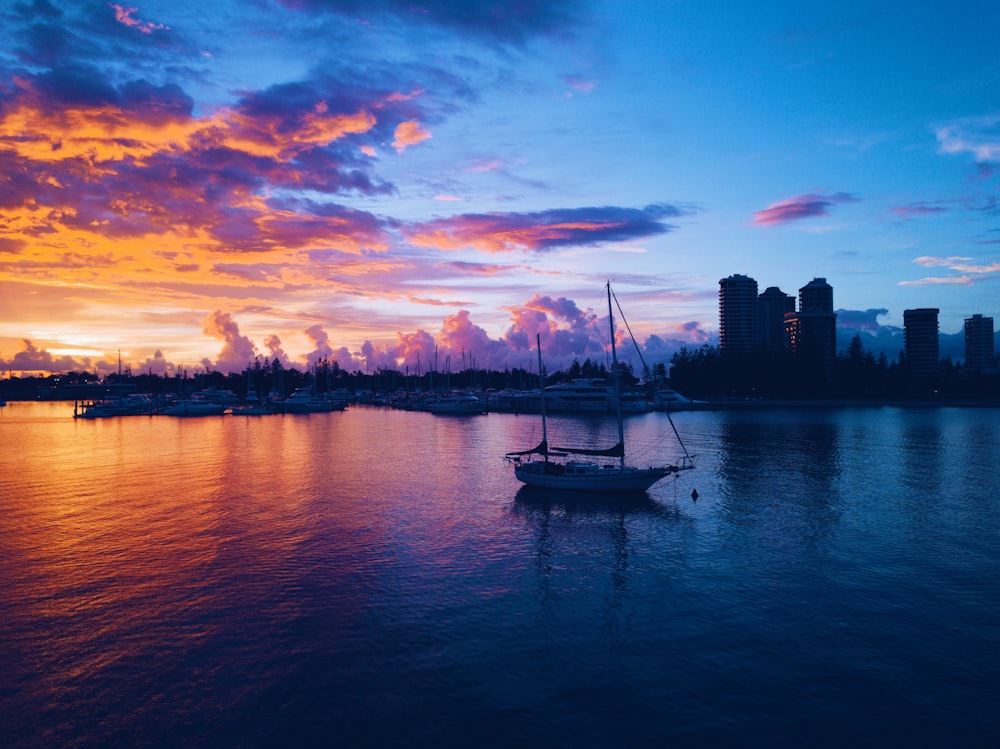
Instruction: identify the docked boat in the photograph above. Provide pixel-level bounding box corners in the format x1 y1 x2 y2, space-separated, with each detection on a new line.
162 398 227 416
428 392 486 415
507 378 650 414
73 393 155 419
505 283 695 493
650 387 708 411
271 387 347 413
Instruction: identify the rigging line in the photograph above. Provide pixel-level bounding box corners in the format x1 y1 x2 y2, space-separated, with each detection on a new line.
666 409 693 463
610 285 651 380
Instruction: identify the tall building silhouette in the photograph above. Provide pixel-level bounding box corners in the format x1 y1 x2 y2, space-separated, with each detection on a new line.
903 308 939 377
784 278 837 384
964 313 995 372
758 286 795 355
719 274 758 357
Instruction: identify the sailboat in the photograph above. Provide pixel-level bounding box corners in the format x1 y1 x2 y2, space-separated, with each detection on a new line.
505 282 695 492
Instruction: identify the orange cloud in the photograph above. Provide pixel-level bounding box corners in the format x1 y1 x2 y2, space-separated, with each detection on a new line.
392 120 431 152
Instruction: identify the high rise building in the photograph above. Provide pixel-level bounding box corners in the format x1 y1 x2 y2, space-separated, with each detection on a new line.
758 286 795 355
798 277 834 313
903 308 940 377
719 274 758 357
964 313 995 372
784 278 837 384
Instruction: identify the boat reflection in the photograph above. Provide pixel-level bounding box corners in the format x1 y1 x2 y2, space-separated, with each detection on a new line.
514 484 665 515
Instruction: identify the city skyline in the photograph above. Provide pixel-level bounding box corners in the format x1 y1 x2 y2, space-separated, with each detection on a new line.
2 1 999 375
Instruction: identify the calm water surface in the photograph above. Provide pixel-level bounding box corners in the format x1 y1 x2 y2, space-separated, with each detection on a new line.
2 402 999 747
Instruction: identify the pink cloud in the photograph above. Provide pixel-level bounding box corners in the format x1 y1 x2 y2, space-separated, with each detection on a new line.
3 339 93 373
752 192 859 226
304 324 334 367
201 310 257 373
407 204 680 253
110 4 169 35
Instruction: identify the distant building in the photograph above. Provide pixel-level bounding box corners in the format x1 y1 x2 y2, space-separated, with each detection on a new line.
903 308 940 378
784 278 837 384
758 286 795 355
719 274 759 357
798 276 834 314
964 314 995 372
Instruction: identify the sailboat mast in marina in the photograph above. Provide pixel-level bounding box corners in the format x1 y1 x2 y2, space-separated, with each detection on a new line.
505 282 695 492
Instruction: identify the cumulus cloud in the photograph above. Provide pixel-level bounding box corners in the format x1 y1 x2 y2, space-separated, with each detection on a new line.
136 349 174 376
835 308 890 334
752 192 859 226
2 339 91 373
263 334 291 367
304 324 334 367
201 311 257 373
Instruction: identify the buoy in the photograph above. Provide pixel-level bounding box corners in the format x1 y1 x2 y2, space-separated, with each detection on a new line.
691 488 699 501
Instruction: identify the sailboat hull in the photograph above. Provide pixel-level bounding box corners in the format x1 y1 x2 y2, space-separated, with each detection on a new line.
513 460 672 492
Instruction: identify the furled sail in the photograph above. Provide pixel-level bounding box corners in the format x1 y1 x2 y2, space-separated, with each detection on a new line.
505 439 549 458
549 441 624 458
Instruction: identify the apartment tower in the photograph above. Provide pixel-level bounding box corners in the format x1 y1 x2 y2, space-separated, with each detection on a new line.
903 308 940 377
964 313 995 372
758 286 795 355
784 278 837 384
719 274 759 357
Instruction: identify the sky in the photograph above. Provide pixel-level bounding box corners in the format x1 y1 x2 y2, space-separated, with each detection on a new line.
1 0 998 377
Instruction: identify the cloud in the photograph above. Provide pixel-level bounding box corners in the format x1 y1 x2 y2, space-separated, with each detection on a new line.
392 120 431 152
406 204 684 253
913 255 1000 274
835 308 890 333
110 4 169 35
898 275 976 287
936 115 1000 163
201 311 257 373
898 255 1000 287
304 324 334 367
264 335 292 367
135 349 174 376
890 202 948 219
2 338 92 373
275 0 582 45
752 192 859 226
502 294 601 358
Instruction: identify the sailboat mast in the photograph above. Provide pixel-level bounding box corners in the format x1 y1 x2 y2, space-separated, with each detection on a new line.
607 282 625 470
536 333 548 462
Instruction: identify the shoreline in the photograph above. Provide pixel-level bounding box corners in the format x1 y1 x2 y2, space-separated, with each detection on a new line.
687 397 1000 410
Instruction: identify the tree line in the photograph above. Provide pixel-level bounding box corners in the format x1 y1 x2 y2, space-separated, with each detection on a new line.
4 338 998 402
668 334 1000 401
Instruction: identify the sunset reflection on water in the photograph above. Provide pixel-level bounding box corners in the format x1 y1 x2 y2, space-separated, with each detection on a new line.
3 402 999 747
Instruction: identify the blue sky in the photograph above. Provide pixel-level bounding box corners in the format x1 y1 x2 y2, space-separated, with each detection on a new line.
1 0 998 375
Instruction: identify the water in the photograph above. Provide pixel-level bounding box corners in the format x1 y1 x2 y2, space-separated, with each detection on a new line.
2 402 999 747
